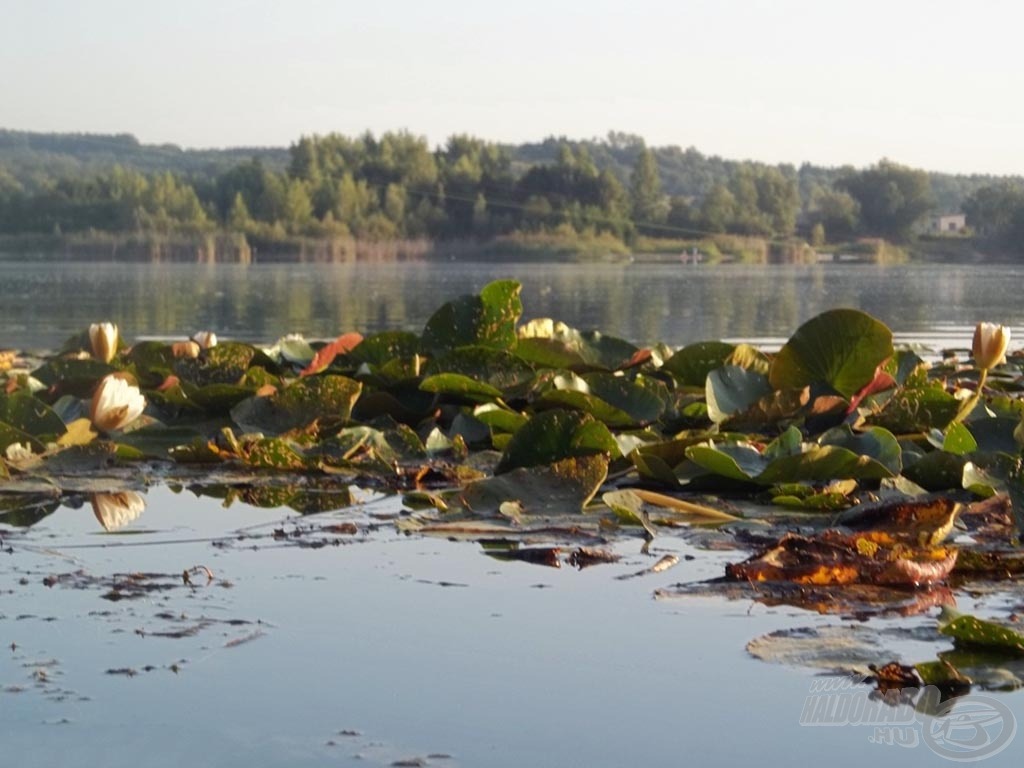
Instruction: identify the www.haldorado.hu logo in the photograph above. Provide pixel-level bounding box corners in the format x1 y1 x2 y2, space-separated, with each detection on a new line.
799 676 1016 762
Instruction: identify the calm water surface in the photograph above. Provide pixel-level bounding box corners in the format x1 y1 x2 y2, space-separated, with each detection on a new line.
1 488 1002 768
2 259 1023 349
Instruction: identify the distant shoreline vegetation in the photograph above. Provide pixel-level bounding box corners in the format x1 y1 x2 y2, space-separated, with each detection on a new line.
0 128 1022 263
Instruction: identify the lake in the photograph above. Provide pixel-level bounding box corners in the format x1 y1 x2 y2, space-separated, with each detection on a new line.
2 258 1023 350
2 258 1024 767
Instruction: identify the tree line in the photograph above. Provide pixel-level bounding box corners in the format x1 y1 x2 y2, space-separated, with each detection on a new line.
0 129 1021 251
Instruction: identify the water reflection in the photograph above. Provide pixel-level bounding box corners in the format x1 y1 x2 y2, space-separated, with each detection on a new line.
90 491 146 531
3 259 1024 349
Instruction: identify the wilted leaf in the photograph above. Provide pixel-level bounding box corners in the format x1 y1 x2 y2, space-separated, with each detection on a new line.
461 454 608 515
301 333 364 376
726 531 957 586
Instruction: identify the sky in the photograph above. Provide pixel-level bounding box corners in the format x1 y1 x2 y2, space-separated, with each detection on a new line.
1 0 1022 175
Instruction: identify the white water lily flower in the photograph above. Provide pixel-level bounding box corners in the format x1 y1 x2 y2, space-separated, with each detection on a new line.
89 322 119 363
91 491 146 531
90 374 146 432
972 322 1010 370
4 442 33 462
192 331 217 349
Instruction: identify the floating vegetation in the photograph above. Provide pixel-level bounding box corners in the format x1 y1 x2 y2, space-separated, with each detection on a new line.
3 279 1024 702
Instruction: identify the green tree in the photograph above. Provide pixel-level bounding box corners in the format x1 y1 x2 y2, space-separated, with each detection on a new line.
699 183 736 233
630 147 663 226
227 192 252 232
808 188 860 242
962 182 1024 239
837 160 933 240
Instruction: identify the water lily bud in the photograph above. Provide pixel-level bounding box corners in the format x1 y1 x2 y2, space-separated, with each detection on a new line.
4 442 33 462
90 374 146 432
89 322 119 363
91 491 146 531
172 341 201 359
192 331 217 350
972 322 1010 370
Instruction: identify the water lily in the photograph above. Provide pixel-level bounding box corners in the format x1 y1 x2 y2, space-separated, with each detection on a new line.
4 442 33 462
972 322 1010 371
91 491 145 531
90 374 146 432
89 322 119 363
192 331 217 349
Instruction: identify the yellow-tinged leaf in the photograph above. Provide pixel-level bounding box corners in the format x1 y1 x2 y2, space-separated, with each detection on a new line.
856 537 879 557
56 417 98 447
631 488 740 521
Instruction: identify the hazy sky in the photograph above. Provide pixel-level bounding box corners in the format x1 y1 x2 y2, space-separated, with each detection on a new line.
2 0 1021 175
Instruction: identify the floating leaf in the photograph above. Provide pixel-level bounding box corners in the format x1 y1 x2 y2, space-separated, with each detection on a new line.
231 375 362 435
0 392 67 440
943 422 978 455
727 531 958 586
868 379 959 433
769 309 893 398
706 365 772 424
938 608 1024 655
32 358 116 398
175 342 270 387
496 409 617 474
420 374 503 404
300 333 363 376
421 279 522 355
662 341 735 387
461 454 608 515
537 372 666 427
515 321 639 371
346 331 421 367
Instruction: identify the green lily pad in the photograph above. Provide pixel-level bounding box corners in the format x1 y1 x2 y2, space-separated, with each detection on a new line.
231 375 362 435
425 346 535 390
420 374 504 404
706 365 772 424
421 279 522 355
769 309 893 398
943 422 978 455
939 608 1024 655
0 392 67 441
535 372 666 428
175 342 272 387
496 409 618 474
32 358 116 398
515 321 639 371
346 331 421 367
662 341 735 387
867 378 960 433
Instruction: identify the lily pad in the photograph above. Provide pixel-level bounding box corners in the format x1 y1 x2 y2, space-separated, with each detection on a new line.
231 375 362 435
421 279 522 355
769 309 893 398
460 454 608 515
662 341 735 387
495 409 617 474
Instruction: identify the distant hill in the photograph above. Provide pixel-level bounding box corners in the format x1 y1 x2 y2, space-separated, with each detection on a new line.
0 129 289 191
1 128 1018 214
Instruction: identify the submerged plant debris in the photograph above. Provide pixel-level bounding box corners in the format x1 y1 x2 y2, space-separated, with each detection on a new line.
3 279 1024 704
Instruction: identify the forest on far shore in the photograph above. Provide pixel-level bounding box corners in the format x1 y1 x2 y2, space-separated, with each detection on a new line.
1 128 1023 260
